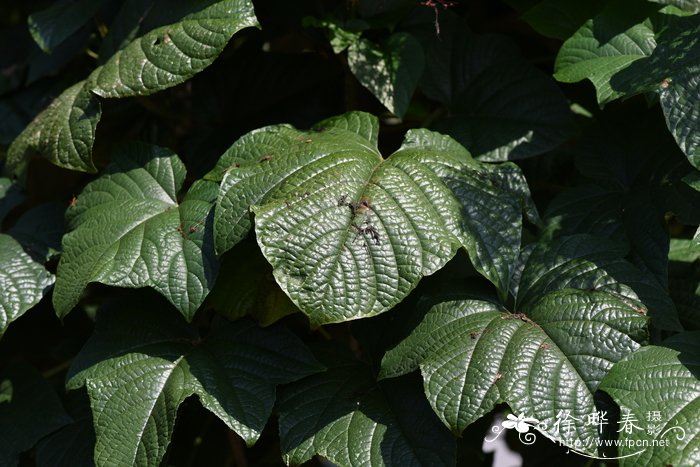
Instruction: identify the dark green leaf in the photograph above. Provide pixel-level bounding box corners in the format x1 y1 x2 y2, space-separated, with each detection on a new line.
97 0 155 63
0 234 54 337
650 0 700 13
521 0 609 39
67 302 322 467
212 112 534 324
28 0 105 53
517 234 680 330
347 32 424 118
278 345 456 466
407 11 572 161
0 365 70 466
7 0 259 175
53 143 219 320
554 0 661 105
8 201 65 262
598 332 700 466
380 287 647 452
0 177 25 224
6 80 101 175
610 14 700 169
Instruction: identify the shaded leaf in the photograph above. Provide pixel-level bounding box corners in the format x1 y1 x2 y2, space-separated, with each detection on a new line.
521 0 609 39
28 0 105 53
598 332 700 466
517 234 680 331
6 80 101 175
8 201 65 262
67 302 322 467
0 365 70 466
406 11 572 161
554 0 660 105
278 345 456 466
0 234 54 337
53 143 218 320
347 32 424 118
211 112 534 324
7 0 259 175
650 0 700 13
610 14 700 169
0 177 25 224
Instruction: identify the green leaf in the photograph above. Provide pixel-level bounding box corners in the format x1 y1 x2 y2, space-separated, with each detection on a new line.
554 0 660 105
598 332 700 466
517 234 680 331
668 239 700 330
407 11 572 161
6 80 101 175
303 17 368 54
90 0 259 98
610 14 700 169
0 177 25 224
28 0 105 53
67 301 321 467
347 32 424 118
53 143 219 321
97 0 155 63
0 365 70 466
521 0 609 39
380 288 648 452
0 234 55 337
35 391 96 467
277 345 456 466
8 201 65 262
7 0 259 175
212 112 534 324
650 0 700 13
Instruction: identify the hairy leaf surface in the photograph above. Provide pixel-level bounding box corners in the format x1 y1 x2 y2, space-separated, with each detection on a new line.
212 112 535 324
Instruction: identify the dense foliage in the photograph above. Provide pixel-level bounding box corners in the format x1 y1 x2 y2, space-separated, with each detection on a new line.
1 0 699 466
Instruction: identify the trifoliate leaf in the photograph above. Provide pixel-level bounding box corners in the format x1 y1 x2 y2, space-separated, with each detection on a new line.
53 143 219 320
0 234 54 337
67 302 322 467
211 112 535 324
599 332 700 466
277 345 456 466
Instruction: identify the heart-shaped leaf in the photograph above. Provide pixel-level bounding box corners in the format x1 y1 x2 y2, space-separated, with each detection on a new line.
277 344 456 466
7 0 258 175
554 0 660 105
599 332 700 466
381 235 651 452
211 112 536 325
0 234 54 337
53 143 218 320
67 301 322 467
